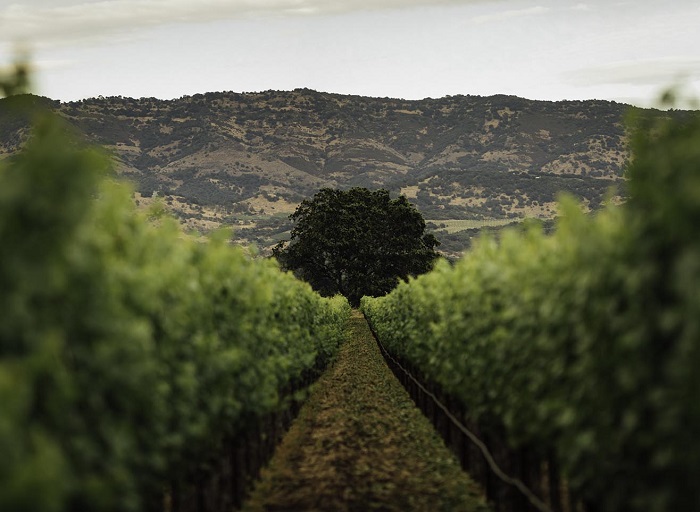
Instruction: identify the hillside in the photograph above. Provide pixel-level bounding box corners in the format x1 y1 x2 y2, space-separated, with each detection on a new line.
0 90 636 255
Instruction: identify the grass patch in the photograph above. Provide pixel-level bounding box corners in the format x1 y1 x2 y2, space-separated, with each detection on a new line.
243 311 490 512
429 218 518 233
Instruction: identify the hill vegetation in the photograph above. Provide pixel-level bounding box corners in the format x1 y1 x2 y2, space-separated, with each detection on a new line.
0 89 645 255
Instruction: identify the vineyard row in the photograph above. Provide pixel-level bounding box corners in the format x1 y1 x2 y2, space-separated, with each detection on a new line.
362 110 700 512
0 113 351 512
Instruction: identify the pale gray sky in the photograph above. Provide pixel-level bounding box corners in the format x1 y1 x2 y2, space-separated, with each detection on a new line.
1 0 699 107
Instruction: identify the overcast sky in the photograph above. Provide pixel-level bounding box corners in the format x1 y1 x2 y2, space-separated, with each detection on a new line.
1 0 699 107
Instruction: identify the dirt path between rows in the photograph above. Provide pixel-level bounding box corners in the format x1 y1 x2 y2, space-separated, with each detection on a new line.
242 311 490 512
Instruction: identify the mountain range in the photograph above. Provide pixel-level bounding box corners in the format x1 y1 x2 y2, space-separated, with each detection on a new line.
0 89 642 256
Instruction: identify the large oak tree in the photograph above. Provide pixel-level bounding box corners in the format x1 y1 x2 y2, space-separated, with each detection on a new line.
273 188 440 306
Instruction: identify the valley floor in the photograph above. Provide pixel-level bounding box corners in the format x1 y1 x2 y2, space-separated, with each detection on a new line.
242 311 490 512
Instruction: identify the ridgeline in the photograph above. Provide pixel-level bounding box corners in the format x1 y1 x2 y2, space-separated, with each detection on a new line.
1 90 659 255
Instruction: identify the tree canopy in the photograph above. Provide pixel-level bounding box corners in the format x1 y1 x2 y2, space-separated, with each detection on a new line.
273 187 440 306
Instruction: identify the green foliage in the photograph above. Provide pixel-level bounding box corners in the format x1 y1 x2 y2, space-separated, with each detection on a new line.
362 111 700 512
273 187 440 306
0 60 30 97
0 111 351 511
